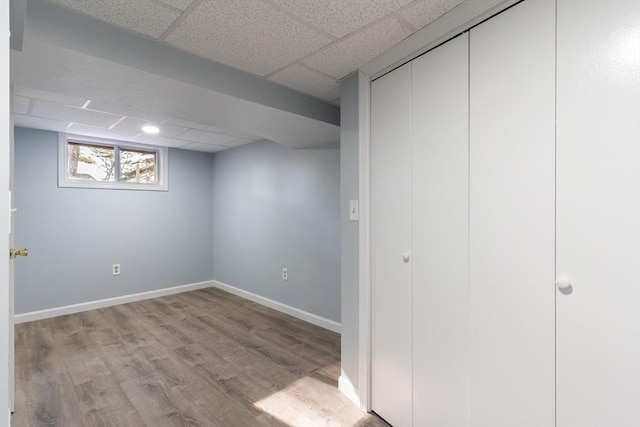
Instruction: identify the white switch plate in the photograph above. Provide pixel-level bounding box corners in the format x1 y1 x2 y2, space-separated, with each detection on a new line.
349 200 359 221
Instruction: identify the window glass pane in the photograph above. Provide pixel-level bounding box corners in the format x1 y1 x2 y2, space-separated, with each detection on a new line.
68 142 116 182
119 149 157 183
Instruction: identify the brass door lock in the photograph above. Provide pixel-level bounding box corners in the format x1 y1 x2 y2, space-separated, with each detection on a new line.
9 248 28 259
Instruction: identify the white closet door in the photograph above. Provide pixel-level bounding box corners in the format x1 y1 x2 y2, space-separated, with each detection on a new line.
411 33 469 427
371 63 413 427
556 1 640 425
469 1 556 426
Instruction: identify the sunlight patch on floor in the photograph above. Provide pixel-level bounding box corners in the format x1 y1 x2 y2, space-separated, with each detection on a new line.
255 375 369 427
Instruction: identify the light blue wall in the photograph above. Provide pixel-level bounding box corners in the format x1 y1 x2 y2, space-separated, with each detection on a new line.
212 140 341 322
14 127 214 314
340 73 360 388
14 127 342 326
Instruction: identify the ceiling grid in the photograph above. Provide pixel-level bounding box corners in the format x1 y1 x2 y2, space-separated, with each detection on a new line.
14 0 464 152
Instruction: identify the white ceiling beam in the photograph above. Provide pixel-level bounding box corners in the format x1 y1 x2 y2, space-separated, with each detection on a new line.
24 0 340 127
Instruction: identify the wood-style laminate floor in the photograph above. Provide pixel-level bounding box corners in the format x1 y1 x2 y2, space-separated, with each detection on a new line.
13 287 390 427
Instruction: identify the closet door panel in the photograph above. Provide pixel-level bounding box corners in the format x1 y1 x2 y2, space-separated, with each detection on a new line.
469 1 556 426
371 63 413 427
411 33 469 427
556 1 640 425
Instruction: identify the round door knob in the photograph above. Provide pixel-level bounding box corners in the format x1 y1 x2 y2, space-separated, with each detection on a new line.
402 252 410 263
556 276 571 291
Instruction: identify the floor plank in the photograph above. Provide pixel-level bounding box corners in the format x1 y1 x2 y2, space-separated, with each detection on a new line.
13 287 389 427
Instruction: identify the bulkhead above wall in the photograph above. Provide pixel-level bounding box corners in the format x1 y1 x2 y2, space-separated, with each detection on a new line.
10 0 340 152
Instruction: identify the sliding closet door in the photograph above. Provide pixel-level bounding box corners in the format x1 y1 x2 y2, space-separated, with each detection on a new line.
411 33 469 427
469 1 556 426
556 1 640 425
371 63 413 427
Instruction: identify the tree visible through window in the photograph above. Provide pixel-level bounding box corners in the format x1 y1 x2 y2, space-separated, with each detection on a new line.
59 134 167 191
67 142 157 184
68 142 116 182
120 149 156 183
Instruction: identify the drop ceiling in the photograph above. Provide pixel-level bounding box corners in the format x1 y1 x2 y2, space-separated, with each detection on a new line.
10 0 464 152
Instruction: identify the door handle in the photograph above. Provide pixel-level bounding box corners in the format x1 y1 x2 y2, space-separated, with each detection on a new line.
402 252 410 263
556 276 572 294
9 248 28 259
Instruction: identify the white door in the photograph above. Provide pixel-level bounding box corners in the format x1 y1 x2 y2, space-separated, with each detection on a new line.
1 1 11 426
469 1 556 425
556 1 640 425
371 63 413 427
411 33 469 427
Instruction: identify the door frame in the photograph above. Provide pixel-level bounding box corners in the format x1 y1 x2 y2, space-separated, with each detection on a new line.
8 90 14 416
1 0 11 425
355 0 518 412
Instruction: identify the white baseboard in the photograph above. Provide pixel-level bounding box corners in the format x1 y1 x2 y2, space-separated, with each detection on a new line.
211 280 341 334
14 280 214 324
339 374 361 408
15 279 342 335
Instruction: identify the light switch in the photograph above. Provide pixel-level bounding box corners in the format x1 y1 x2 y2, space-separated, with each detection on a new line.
349 200 359 221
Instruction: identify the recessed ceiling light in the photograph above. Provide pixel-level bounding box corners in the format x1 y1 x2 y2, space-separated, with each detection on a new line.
142 125 160 134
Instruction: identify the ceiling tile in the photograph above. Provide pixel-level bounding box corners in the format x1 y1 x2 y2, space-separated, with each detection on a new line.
31 100 122 128
222 129 263 140
13 114 69 132
399 0 464 30
180 142 229 153
162 117 229 134
164 0 332 76
48 0 181 39
111 117 188 138
13 96 30 115
304 17 412 79
65 123 141 141
269 64 340 101
133 135 191 148
269 0 413 38
176 129 240 145
13 86 87 107
222 137 258 148
86 100 169 123
157 0 193 12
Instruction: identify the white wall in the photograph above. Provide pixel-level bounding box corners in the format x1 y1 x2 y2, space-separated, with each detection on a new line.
339 73 360 390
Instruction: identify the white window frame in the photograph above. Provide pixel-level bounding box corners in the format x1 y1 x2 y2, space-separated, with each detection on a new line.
58 133 168 191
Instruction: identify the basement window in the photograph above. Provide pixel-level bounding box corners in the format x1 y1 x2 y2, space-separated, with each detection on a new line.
58 133 168 191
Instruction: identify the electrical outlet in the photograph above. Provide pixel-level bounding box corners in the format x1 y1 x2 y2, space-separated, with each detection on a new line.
112 264 121 276
282 268 288 281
